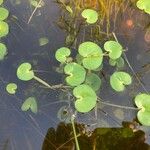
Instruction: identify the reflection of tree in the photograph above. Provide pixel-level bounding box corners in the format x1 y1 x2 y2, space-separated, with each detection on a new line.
42 122 150 150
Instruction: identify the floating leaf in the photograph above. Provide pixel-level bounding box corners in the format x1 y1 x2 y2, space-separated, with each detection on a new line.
73 84 97 113
110 71 132 92
17 62 34 81
0 0 3 5
85 73 101 91
64 62 86 86
0 7 9 20
0 42 7 60
135 93 150 126
6 83 17 94
78 41 103 70
136 0 150 14
0 21 9 37
104 41 123 59
81 9 98 24
55 47 71 63
109 57 125 68
21 97 38 114
39 37 49 46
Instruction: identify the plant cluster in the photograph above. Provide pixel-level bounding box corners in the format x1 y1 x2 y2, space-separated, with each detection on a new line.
0 0 9 61
2 2 150 128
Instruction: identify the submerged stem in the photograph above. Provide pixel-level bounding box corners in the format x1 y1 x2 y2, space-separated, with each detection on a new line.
71 115 80 150
98 97 139 110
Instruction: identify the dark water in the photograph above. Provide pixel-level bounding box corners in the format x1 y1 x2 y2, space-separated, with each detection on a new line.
0 0 150 149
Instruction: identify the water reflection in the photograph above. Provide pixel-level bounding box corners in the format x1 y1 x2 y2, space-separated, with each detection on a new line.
42 121 150 150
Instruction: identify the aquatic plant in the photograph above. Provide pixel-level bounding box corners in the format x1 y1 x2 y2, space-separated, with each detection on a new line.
104 41 123 60
81 9 98 24
0 0 9 60
0 7 9 20
73 84 97 113
136 0 150 14
134 93 150 126
21 97 38 114
6 83 17 94
39 37 49 46
0 42 7 60
55 47 71 63
110 72 132 92
64 62 86 86
78 41 103 70
109 57 125 68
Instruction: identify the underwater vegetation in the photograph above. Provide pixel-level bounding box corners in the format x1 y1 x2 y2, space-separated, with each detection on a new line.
0 0 150 149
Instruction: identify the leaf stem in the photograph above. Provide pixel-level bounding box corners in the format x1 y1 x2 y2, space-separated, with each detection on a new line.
71 115 80 150
33 75 52 89
98 97 139 110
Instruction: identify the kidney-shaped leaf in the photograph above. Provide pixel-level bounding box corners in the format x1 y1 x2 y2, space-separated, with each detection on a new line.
64 62 86 86
104 41 123 59
78 41 103 70
6 83 17 94
0 7 9 20
21 97 38 114
134 93 150 126
17 62 34 81
73 84 97 113
136 0 150 14
55 47 71 63
110 71 132 92
81 9 98 24
85 73 101 91
0 21 9 37
39 37 49 46
135 93 150 110
0 42 7 60
109 57 125 68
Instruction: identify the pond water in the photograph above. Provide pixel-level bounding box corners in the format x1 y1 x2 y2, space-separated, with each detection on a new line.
0 0 150 149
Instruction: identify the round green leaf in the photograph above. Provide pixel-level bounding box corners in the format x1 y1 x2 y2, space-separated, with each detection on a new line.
104 41 123 59
21 97 38 114
109 57 124 68
55 47 71 63
73 84 97 113
136 0 150 14
0 7 9 20
17 62 34 81
64 62 86 86
0 42 7 60
137 110 150 126
0 0 3 5
6 83 17 94
78 41 103 70
135 93 150 110
85 73 101 91
134 93 150 126
39 37 49 46
81 9 98 24
0 21 9 37
110 71 132 92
